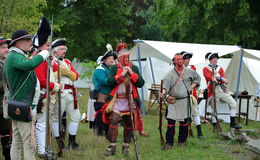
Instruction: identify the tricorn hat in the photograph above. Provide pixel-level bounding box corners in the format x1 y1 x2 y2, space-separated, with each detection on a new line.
101 44 117 61
180 51 193 59
33 16 51 48
205 52 219 60
0 37 11 45
9 29 33 46
52 38 66 48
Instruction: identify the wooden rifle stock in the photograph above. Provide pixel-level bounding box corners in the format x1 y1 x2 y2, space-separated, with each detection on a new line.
44 15 53 160
211 65 222 133
57 58 65 157
158 80 166 149
188 90 194 137
125 74 140 160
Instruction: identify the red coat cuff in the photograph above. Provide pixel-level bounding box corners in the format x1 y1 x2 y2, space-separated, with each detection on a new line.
114 73 122 81
49 82 55 91
130 72 138 83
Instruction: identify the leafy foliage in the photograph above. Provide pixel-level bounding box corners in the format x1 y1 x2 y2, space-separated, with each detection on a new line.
0 0 46 38
79 61 98 81
155 0 260 49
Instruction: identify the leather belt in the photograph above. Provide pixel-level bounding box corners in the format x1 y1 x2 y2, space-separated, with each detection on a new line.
116 94 128 99
176 96 188 100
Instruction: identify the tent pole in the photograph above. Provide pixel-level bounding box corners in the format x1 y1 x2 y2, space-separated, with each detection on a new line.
133 39 146 115
148 57 156 84
235 47 244 101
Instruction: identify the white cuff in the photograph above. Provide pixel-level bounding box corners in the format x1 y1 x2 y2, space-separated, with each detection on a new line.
53 82 60 92
39 50 50 61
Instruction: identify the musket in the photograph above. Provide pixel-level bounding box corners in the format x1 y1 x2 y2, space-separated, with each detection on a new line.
187 90 194 137
57 56 65 157
77 88 88 98
126 75 140 160
211 65 222 133
158 80 166 149
45 15 54 160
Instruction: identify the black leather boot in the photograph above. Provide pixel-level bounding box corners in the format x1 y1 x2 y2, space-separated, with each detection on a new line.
196 125 204 139
230 117 242 129
1 136 11 160
104 145 116 156
68 134 85 150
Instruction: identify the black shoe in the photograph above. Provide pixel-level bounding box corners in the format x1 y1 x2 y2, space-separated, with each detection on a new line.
68 134 85 151
38 152 56 160
230 117 242 129
196 125 204 139
104 145 116 156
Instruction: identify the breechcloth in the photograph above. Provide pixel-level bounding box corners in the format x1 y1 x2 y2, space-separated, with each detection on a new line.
108 111 132 143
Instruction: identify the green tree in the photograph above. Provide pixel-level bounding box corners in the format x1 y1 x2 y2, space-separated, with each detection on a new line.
45 0 131 61
0 0 46 38
155 0 260 49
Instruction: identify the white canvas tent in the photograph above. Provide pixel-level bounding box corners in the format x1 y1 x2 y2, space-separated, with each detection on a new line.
130 40 260 121
71 58 92 88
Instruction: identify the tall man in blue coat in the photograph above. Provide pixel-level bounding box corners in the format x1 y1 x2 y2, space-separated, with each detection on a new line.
92 44 117 136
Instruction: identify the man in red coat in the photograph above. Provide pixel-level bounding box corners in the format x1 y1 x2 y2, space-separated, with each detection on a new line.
102 43 145 156
181 51 204 139
203 52 241 129
51 38 83 150
32 17 62 158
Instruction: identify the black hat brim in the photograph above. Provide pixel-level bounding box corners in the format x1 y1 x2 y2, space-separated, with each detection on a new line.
9 35 33 46
209 54 219 60
101 51 117 61
183 54 193 59
0 39 11 45
52 39 66 48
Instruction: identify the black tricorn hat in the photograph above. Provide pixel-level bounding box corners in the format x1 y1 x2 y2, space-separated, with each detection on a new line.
101 44 117 61
101 51 117 61
33 16 51 48
9 29 33 46
180 51 193 59
0 37 11 45
52 38 66 48
205 52 219 60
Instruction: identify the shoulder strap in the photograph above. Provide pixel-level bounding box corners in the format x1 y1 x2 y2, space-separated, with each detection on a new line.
174 68 190 94
4 70 35 100
167 68 184 94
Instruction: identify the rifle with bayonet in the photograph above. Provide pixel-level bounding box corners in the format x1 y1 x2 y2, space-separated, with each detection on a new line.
45 15 55 160
158 80 166 150
211 65 222 133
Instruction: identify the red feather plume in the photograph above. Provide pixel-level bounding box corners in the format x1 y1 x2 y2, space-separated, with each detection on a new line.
115 43 128 53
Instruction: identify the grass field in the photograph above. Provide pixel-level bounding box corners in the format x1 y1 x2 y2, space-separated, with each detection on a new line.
1 89 260 160
44 89 259 160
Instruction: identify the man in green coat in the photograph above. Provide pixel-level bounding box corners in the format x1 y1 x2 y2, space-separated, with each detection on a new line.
92 44 117 136
4 29 50 160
